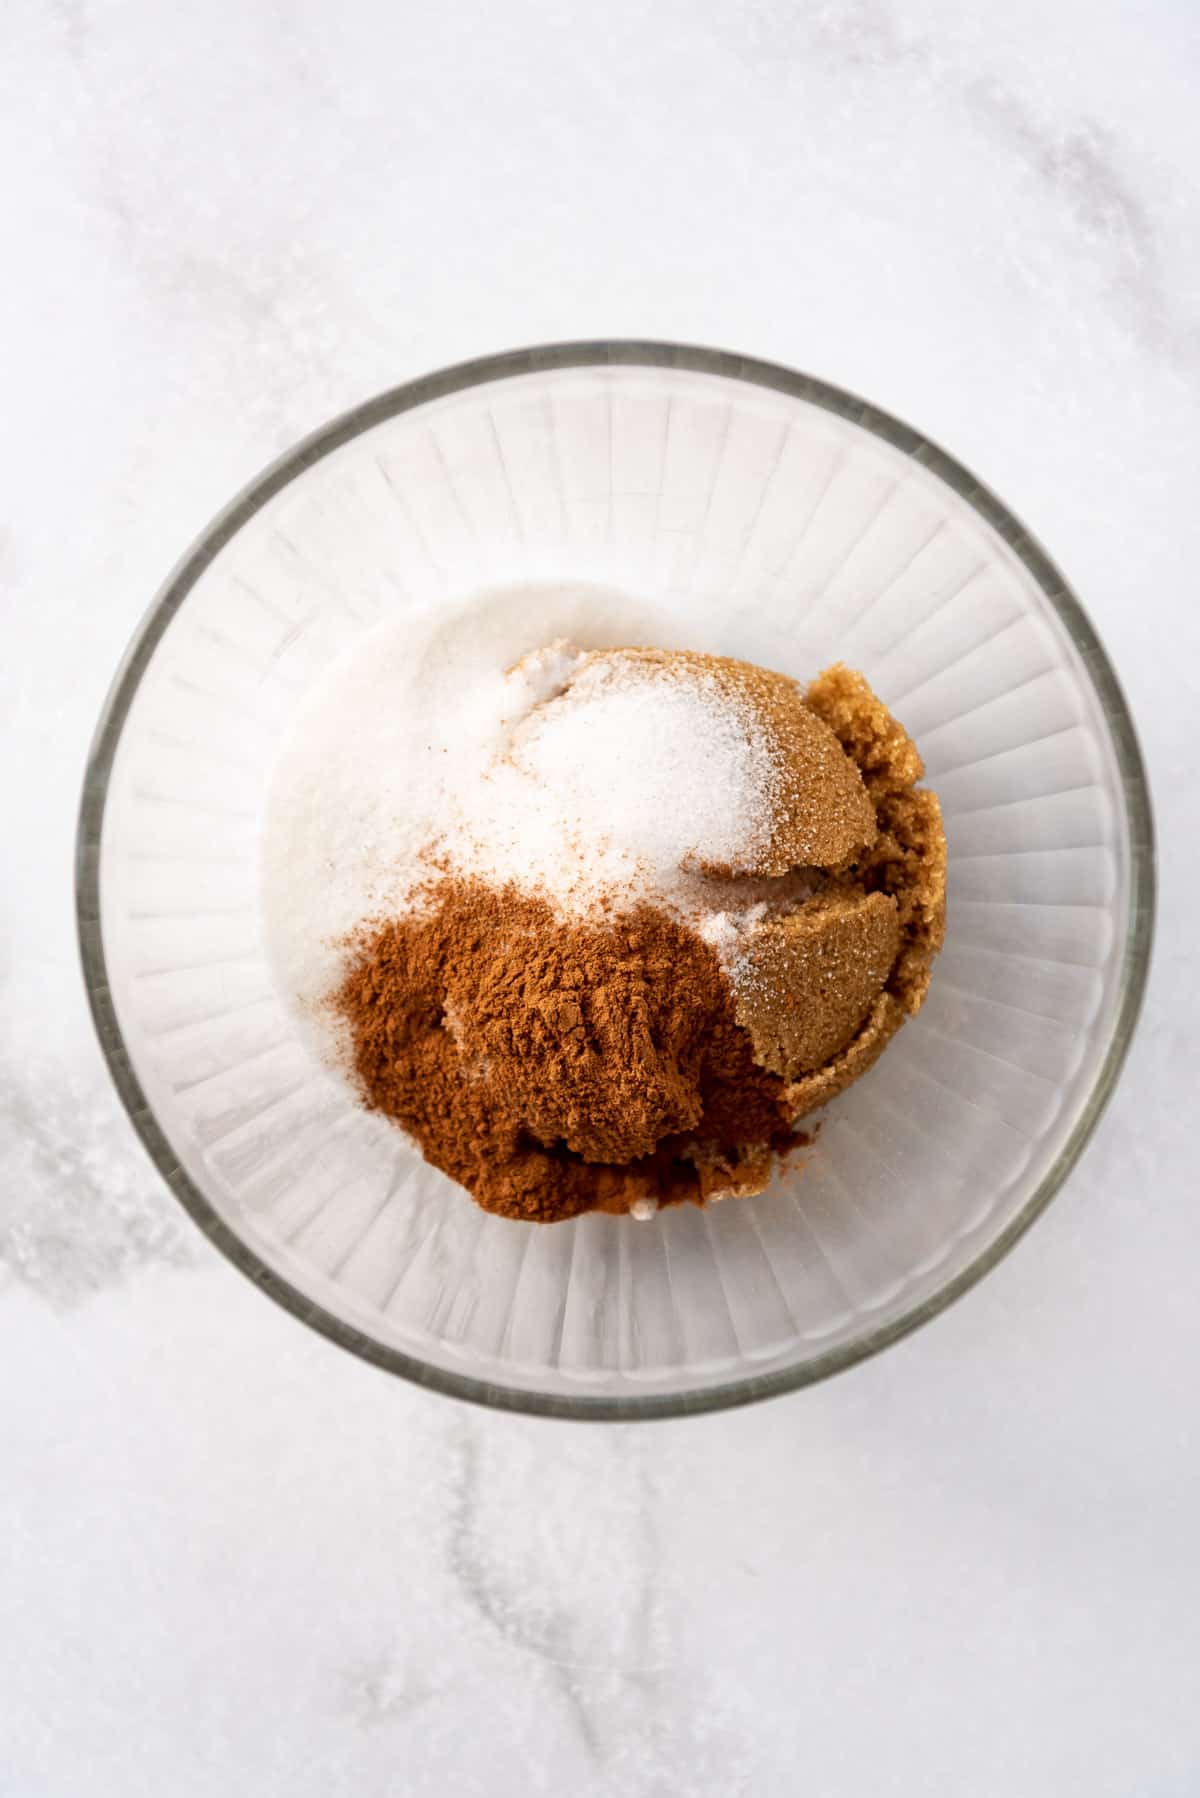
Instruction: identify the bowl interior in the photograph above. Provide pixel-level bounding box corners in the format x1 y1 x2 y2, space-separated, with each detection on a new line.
80 348 1150 1415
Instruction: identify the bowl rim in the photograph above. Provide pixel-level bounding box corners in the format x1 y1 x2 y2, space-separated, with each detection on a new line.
75 339 1156 1421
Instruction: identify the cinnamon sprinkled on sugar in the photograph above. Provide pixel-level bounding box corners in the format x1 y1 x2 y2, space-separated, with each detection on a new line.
264 625 946 1219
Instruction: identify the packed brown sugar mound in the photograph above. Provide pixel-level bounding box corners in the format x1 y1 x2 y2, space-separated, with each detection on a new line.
333 649 945 1222
771 663 947 1120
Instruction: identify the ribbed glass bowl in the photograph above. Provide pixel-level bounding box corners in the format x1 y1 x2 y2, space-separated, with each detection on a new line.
77 343 1154 1418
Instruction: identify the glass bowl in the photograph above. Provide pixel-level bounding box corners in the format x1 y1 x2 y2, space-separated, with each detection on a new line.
76 343 1154 1418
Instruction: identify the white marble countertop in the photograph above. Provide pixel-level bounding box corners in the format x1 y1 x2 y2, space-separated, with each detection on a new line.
3 2 1198 1791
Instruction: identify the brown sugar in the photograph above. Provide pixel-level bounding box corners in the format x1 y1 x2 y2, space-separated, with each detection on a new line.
806 661 925 799
806 664 946 1017
734 890 901 1078
765 663 947 1117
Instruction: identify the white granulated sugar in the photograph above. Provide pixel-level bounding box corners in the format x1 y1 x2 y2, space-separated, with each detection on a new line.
261 582 792 1027
696 902 772 975
439 653 777 910
502 654 774 889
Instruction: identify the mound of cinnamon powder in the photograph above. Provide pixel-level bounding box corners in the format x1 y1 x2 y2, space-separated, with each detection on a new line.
334 881 807 1222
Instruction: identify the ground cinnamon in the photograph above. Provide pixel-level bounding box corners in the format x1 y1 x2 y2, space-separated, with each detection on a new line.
333 879 806 1221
